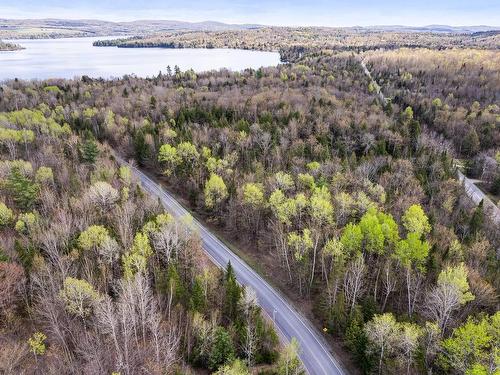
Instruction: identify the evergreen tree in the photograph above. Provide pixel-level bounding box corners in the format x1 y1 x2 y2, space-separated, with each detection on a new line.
134 130 149 166
80 137 99 164
6 167 39 210
223 262 242 323
209 326 236 371
190 276 206 312
469 200 484 238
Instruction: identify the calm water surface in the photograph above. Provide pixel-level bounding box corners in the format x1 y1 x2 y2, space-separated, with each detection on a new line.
0 37 280 81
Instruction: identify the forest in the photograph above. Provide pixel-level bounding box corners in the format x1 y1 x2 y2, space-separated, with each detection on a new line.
0 35 499 374
93 27 500 61
0 40 23 51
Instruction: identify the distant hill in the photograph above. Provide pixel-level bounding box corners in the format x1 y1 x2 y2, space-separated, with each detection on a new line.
361 25 500 33
1 18 498 39
0 18 263 39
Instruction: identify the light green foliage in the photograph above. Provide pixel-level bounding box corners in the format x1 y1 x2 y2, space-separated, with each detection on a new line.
359 208 385 254
288 228 313 261
177 141 200 167
214 359 250 375
0 159 33 175
59 277 99 318
0 202 13 226
439 312 499 374
310 186 333 225
104 109 115 129
365 181 386 205
130 232 152 259
377 211 400 245
395 232 430 271
122 232 152 279
340 222 363 256
354 191 377 215
121 186 129 201
119 165 132 186
403 106 414 122
35 166 54 185
142 212 174 235
402 204 431 236
401 72 413 81
432 98 443 108
297 173 315 191
163 128 177 142
201 146 212 159
294 193 308 215
277 337 304 375
242 183 265 207
28 332 47 356
0 127 35 145
437 263 475 305
15 212 37 233
44 85 62 94
323 237 346 264
158 143 179 175
82 107 98 119
78 225 110 251
274 171 294 191
204 173 228 209
306 161 321 172
0 108 70 137
269 189 297 225
122 252 148 280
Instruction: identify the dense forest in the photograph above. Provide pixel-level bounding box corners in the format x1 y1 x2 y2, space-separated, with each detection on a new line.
94 27 500 59
364 48 500 200
0 40 23 51
0 93 288 373
1 36 499 374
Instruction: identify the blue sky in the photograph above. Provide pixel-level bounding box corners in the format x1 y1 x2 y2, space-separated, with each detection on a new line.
1 0 499 26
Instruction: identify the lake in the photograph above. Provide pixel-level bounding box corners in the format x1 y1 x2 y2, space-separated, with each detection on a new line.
0 37 281 81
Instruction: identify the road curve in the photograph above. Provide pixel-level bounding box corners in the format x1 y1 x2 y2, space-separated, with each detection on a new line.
116 156 347 375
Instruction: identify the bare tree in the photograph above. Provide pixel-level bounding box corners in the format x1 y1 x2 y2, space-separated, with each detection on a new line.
343 255 366 313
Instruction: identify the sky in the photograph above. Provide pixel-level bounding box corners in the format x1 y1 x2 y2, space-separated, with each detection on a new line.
1 0 499 27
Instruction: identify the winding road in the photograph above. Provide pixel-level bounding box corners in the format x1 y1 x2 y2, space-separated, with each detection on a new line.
116 156 347 375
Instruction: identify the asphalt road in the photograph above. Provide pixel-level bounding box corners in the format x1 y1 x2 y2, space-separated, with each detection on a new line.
117 157 347 375
458 171 500 225
360 58 500 227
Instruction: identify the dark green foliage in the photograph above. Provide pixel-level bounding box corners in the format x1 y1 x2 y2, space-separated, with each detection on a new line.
223 262 243 323
0 247 9 262
5 167 39 210
133 130 150 166
469 200 484 238
189 277 206 312
344 307 373 374
15 240 37 271
80 137 99 164
208 326 235 370
491 174 500 195
254 313 280 364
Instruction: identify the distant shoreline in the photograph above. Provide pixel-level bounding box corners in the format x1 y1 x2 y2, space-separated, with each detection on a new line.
0 41 24 51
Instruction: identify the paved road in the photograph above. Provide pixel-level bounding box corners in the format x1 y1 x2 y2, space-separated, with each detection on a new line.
458 171 500 225
360 58 500 227
116 157 347 375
